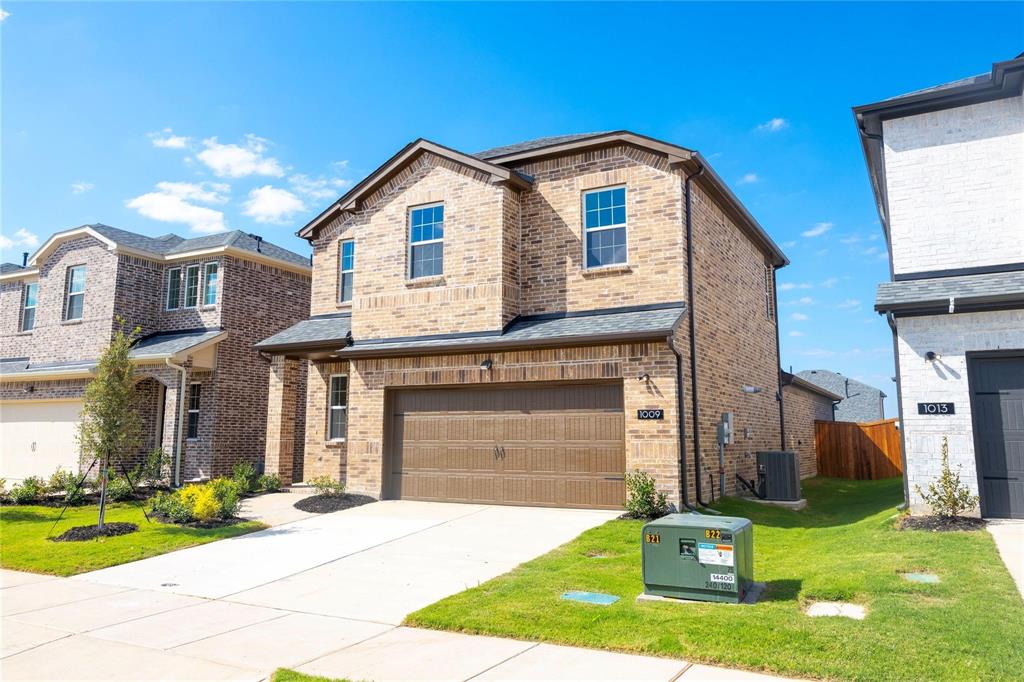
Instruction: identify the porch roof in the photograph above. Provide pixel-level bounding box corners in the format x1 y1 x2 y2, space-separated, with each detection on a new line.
875 270 1024 315
254 314 352 355
129 329 227 362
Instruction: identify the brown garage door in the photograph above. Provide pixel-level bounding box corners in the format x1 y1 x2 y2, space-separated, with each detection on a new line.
386 383 625 509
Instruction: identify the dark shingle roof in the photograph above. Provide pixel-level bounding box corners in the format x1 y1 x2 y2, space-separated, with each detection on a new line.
342 304 684 357
796 369 886 422
83 224 309 268
882 73 991 102
473 132 613 160
0 357 96 376
129 329 225 359
876 271 1024 311
254 315 353 350
1 263 26 275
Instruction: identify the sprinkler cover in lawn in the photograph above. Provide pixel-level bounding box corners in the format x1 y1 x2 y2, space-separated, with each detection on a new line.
640 514 753 604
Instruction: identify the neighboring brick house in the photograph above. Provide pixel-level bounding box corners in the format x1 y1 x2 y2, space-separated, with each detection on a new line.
781 371 841 478
0 224 311 483
258 131 796 510
856 54 1024 518
796 369 886 423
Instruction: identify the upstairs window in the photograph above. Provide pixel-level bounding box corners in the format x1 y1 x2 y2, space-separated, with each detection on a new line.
187 383 202 439
166 267 182 310
203 263 219 306
583 187 627 268
764 264 775 321
409 204 444 279
339 240 355 303
21 282 38 332
184 265 200 308
64 265 86 321
328 375 348 440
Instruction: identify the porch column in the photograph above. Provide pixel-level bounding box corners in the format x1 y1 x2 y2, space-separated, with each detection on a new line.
265 355 299 485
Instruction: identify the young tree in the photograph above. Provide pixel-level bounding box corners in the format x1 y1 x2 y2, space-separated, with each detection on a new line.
915 436 980 519
77 321 142 529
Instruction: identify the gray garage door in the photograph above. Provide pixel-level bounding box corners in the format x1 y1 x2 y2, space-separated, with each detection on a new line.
969 356 1024 519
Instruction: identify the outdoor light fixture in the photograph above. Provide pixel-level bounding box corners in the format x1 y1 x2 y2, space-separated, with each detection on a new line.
636 372 650 382
480 359 493 370
741 385 763 394
925 351 941 362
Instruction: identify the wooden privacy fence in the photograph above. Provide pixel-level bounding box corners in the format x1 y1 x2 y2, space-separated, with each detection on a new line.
815 418 903 480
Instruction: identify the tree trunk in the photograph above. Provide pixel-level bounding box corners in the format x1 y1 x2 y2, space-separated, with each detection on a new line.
97 456 109 530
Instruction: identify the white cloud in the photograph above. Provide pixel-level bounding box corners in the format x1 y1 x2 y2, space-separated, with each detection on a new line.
0 228 40 253
801 222 833 238
290 173 351 201
0 9 9 22
197 134 284 178
243 185 306 224
782 240 797 248
820 277 839 288
787 296 814 306
839 234 862 245
788 330 804 337
837 299 862 309
126 182 228 234
790 312 809 321
71 181 94 194
862 246 880 256
756 117 788 133
779 282 812 291
149 128 190 149
801 348 837 358
737 173 760 185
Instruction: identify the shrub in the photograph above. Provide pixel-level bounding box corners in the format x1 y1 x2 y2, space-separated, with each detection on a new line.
106 476 134 502
151 478 241 524
310 475 345 497
258 473 282 493
624 470 669 519
151 491 193 524
9 476 46 505
141 448 170 487
0 478 6 502
48 468 88 505
915 436 979 518
232 461 259 495
208 478 241 518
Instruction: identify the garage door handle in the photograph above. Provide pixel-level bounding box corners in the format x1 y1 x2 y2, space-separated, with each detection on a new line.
493 445 499 459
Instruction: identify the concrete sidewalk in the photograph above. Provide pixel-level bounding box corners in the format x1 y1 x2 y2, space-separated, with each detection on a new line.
2 569 789 681
988 519 1024 598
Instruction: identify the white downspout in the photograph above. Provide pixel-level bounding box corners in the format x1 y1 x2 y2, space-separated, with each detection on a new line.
165 357 188 487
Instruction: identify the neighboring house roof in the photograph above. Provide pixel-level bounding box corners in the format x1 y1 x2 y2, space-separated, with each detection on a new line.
13 224 310 277
876 270 1024 315
796 369 887 423
340 303 686 358
781 370 843 401
0 357 97 381
254 314 353 353
853 54 1024 244
1 263 26 275
128 329 227 362
297 131 788 267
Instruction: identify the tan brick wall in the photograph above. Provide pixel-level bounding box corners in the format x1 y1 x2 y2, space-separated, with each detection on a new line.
782 384 833 478
301 359 348 482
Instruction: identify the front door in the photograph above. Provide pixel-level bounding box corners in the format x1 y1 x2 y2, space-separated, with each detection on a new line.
969 355 1024 519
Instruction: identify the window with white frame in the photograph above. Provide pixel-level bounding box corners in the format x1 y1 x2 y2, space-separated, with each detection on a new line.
21 282 38 332
409 204 444 279
184 265 201 308
203 263 219 306
187 383 201 439
166 267 182 310
64 265 86 321
328 375 348 440
583 187 627 268
339 240 354 303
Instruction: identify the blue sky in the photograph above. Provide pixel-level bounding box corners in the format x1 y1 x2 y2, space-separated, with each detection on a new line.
3 2 1022 414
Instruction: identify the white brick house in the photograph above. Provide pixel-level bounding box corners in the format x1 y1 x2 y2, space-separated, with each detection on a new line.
856 54 1024 518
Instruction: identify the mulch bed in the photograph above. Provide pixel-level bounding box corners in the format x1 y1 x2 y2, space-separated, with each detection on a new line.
149 512 247 529
294 494 376 514
51 522 139 542
899 515 987 532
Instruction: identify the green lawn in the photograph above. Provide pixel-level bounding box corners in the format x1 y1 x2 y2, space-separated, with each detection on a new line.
407 478 1024 681
271 670 345 682
0 501 265 576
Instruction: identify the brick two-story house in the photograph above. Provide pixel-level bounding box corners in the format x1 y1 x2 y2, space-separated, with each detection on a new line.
856 54 1024 518
257 131 793 510
1 224 311 484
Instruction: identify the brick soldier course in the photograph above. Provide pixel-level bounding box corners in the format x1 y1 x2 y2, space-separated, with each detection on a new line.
259 131 807 509
1 224 310 483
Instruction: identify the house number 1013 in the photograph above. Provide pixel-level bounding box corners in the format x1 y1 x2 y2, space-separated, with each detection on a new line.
917 402 955 415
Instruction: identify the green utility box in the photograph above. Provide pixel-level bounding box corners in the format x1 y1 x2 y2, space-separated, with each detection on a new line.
641 514 753 604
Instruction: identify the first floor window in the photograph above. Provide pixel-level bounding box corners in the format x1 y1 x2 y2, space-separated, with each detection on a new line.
166 267 182 310
64 265 86 321
21 282 38 331
184 265 200 308
187 383 201 439
339 240 354 303
409 204 444 278
328 375 348 440
583 186 627 268
203 263 219 306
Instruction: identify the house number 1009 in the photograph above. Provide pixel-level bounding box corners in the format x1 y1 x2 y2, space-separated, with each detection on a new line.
637 409 664 420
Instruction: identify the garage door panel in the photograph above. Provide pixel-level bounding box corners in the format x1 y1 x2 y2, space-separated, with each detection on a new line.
1 401 83 482
388 384 625 509
970 357 1024 519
